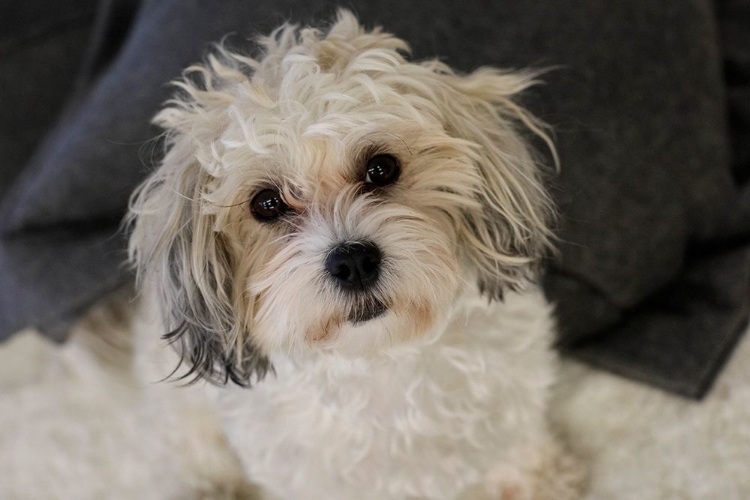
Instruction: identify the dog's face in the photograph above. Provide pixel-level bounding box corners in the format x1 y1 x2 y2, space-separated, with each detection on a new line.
129 11 554 385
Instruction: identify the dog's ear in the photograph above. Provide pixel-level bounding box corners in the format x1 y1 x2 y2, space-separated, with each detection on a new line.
425 65 557 298
127 131 270 386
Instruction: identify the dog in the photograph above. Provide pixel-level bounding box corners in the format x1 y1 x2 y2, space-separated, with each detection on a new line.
128 10 583 500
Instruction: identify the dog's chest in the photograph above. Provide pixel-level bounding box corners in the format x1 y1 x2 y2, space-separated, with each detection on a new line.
215 289 556 500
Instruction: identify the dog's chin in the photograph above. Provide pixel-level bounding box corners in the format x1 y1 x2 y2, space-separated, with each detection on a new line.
347 298 388 325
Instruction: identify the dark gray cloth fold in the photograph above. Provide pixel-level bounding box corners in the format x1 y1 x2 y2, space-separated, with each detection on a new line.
1 0 748 398
0 0 98 200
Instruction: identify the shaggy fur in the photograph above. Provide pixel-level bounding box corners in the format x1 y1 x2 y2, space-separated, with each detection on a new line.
5 11 585 500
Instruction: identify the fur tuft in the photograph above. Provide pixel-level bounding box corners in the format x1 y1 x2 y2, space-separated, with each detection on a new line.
127 136 271 386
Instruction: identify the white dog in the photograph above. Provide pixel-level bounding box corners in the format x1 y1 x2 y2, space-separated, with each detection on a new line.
128 10 583 500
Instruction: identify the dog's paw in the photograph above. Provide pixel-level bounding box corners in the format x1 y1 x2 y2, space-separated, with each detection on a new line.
192 481 267 500
484 463 533 500
483 442 586 500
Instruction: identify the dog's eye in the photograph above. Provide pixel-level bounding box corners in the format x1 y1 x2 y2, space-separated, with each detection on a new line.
250 188 289 222
364 154 400 187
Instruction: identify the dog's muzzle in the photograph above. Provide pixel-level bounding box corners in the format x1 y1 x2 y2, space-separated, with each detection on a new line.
325 240 381 291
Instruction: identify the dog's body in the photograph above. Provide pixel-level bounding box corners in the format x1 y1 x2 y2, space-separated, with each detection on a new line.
127 10 583 500
137 285 577 500
216 287 570 500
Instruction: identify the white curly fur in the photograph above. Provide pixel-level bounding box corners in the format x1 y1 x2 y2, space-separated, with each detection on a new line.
213 287 582 500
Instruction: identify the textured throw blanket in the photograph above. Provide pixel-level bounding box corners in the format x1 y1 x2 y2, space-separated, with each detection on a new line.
1 0 748 398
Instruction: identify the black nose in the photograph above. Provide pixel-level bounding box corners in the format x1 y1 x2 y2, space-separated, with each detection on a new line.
325 241 382 291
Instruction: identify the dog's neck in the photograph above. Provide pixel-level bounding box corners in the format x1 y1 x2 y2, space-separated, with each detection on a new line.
258 285 543 401
272 286 480 371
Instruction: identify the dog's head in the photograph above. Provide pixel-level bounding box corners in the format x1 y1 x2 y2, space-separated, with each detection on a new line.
128 10 555 385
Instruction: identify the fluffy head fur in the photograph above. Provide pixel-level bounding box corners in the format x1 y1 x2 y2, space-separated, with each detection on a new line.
128 10 556 386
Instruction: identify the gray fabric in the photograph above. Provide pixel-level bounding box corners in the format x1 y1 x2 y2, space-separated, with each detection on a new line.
0 0 98 200
721 0 750 184
1 0 749 398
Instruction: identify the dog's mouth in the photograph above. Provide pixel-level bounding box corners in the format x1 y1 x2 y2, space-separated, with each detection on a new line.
347 299 388 324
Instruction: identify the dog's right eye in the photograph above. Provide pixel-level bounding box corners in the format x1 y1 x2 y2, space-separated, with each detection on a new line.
250 188 289 222
364 154 400 187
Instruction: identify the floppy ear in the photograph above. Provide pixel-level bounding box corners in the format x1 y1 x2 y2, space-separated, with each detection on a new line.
127 131 270 386
426 65 557 299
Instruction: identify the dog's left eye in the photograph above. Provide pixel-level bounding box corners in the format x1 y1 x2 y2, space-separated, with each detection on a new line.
250 188 289 222
364 154 400 187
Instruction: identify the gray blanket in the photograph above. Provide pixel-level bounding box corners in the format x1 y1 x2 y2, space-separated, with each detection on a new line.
1 0 749 398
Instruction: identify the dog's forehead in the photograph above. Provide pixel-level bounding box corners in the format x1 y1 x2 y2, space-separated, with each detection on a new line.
228 95 431 191
217 47 450 194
